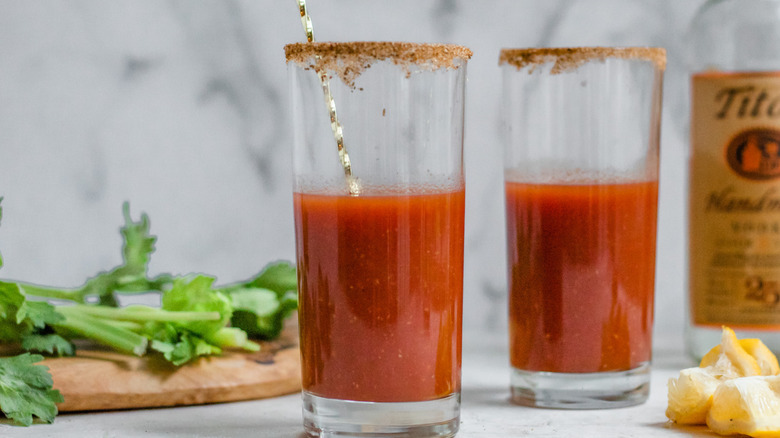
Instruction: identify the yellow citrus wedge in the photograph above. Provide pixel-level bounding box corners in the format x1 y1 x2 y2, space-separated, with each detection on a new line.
701 333 780 377
667 326 775 425
707 376 780 437
701 327 762 378
740 339 780 376
666 367 722 424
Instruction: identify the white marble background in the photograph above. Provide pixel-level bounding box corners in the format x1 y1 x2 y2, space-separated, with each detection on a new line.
0 0 701 348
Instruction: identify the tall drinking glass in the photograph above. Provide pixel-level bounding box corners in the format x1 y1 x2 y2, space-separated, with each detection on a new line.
286 42 471 436
499 47 666 408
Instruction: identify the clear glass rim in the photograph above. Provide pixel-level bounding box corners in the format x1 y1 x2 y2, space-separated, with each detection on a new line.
498 46 667 73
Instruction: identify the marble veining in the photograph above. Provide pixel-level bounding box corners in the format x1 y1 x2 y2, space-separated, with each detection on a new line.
0 0 706 345
171 0 284 189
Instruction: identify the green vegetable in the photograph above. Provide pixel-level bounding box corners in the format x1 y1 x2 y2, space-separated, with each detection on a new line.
20 334 74 357
0 200 295 361
150 332 221 366
141 275 260 364
0 279 75 357
0 281 63 344
16 203 173 306
0 199 297 426
55 306 149 356
162 276 232 337
230 288 298 340
0 353 63 426
219 261 298 339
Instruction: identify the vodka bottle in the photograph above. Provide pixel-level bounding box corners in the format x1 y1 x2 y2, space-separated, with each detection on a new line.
687 0 780 358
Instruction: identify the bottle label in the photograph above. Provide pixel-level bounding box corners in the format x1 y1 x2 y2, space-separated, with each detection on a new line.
690 71 780 329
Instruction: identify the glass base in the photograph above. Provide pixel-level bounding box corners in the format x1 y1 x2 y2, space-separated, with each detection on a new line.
302 391 460 437
510 362 650 409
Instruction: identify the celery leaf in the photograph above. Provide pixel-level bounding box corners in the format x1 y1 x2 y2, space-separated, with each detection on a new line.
0 353 63 426
20 334 74 357
230 288 297 340
0 282 62 343
161 276 232 337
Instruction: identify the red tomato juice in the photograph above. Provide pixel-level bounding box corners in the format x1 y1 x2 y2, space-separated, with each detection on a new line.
294 188 464 402
505 181 658 373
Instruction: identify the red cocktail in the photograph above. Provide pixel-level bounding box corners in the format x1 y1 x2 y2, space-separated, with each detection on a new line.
505 181 658 374
294 188 464 402
499 47 664 408
289 41 470 435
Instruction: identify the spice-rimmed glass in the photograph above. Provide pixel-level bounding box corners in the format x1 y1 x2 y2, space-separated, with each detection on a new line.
499 47 666 409
286 41 471 436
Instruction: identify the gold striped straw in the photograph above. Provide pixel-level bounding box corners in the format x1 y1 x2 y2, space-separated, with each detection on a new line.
296 0 360 195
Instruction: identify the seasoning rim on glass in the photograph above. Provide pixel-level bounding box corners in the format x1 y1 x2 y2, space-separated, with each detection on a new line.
499 46 666 409
286 40 471 436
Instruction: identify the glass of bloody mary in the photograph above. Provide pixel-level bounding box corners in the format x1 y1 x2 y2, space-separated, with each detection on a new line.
499 47 666 409
286 42 471 436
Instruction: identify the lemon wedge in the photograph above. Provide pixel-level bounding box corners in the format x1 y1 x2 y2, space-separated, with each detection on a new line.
667 327 775 425
707 375 780 437
701 331 780 377
741 339 780 376
701 327 763 378
666 367 722 424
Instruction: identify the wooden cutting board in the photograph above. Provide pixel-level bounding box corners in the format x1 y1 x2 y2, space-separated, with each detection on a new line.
41 321 301 412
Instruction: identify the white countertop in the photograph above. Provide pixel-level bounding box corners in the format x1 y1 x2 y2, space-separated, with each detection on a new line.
0 332 712 438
